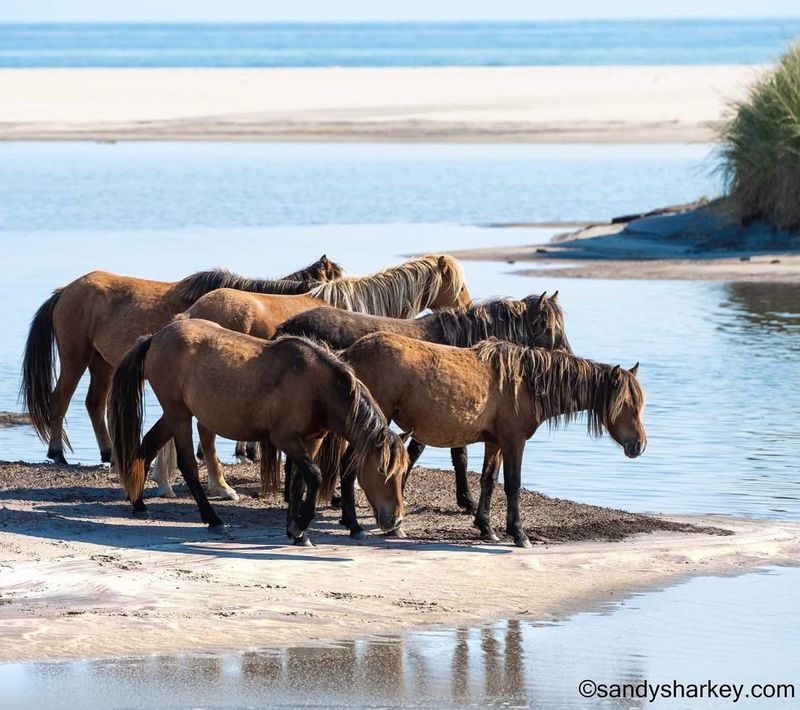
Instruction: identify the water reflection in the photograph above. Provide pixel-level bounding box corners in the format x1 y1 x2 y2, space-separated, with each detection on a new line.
722 282 800 336
3 568 798 709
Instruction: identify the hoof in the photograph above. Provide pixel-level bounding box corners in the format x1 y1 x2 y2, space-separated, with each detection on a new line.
349 528 367 541
459 502 478 516
48 453 68 466
208 487 240 502
208 522 230 536
155 487 177 499
293 533 315 547
330 494 342 509
515 537 533 549
100 450 113 464
385 526 407 539
286 519 304 539
235 455 249 465
480 531 500 543
132 508 150 519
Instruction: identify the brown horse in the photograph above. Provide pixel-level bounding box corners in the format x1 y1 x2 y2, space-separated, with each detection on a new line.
150 255 471 497
318 334 646 547
276 292 570 512
21 256 341 465
108 320 407 544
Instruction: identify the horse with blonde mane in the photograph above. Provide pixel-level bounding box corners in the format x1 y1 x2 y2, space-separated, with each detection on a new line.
149 254 471 499
277 292 570 513
108 319 407 544
20 255 341 465
316 334 646 547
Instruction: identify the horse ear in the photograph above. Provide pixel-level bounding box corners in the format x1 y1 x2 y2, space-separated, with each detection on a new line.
629 362 640 377
549 290 559 304
611 365 621 384
437 255 448 272
321 254 329 265
534 292 546 309
399 430 414 443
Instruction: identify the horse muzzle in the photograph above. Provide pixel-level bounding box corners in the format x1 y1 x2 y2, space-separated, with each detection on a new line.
624 440 646 458
377 511 403 532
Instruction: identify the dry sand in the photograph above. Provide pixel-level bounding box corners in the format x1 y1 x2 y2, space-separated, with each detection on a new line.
1 461 797 663
0 65 759 143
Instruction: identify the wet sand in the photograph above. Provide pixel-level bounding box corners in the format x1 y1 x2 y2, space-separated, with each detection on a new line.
1 460 797 663
0 66 756 143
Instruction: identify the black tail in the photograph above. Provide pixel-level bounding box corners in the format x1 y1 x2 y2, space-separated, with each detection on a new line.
20 290 62 444
259 439 281 497
108 337 152 502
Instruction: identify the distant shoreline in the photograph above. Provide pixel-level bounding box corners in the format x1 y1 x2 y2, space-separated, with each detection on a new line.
0 65 759 143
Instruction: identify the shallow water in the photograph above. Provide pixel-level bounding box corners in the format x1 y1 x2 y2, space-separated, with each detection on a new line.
2 567 798 709
1 142 798 520
2 20 799 68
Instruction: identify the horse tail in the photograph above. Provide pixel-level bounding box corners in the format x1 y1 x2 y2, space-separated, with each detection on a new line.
109 336 152 502
317 431 350 501
259 439 281 497
20 290 62 444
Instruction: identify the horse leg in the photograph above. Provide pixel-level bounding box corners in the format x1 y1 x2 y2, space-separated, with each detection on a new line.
233 441 248 464
473 443 502 543
337 447 365 539
197 424 239 501
245 442 259 462
283 456 294 503
501 439 530 548
402 439 426 493
46 357 87 465
85 353 114 464
280 436 322 545
131 417 173 517
150 440 178 498
171 418 225 532
451 447 476 514
285 456 305 533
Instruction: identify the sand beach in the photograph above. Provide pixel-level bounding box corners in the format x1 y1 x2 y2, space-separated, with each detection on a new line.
0 65 757 143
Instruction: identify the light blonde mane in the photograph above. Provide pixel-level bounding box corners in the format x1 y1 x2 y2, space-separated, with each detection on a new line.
474 339 644 435
309 255 465 318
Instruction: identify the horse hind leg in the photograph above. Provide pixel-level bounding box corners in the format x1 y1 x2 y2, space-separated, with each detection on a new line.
131 416 174 517
46 358 88 465
198 424 239 501
150 439 178 498
86 353 114 463
233 441 248 464
473 444 502 543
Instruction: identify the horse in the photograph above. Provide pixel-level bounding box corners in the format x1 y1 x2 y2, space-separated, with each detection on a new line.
149 254 471 499
108 319 407 544
276 292 571 513
21 255 342 465
316 334 646 547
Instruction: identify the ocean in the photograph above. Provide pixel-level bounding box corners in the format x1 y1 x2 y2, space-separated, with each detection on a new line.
1 19 799 68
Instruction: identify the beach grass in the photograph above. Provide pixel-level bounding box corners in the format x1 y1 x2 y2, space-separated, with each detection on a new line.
719 43 800 229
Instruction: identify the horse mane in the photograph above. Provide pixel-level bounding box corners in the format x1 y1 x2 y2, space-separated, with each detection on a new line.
309 255 465 318
174 269 316 303
474 339 644 435
430 294 566 348
272 336 407 488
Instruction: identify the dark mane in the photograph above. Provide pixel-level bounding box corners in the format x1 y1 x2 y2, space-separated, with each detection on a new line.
174 269 317 303
474 339 644 436
430 294 568 349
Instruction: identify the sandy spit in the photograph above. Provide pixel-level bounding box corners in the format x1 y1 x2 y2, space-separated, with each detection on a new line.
1 461 797 663
0 66 758 143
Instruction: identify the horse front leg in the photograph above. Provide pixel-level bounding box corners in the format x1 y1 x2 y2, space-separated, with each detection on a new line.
337 447 365 539
501 438 530 548
473 443 502 542
281 437 323 546
402 439 426 493
451 447 476 514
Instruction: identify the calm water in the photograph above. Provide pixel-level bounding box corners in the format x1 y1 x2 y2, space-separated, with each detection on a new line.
1 142 798 522
2 568 798 708
1 20 800 67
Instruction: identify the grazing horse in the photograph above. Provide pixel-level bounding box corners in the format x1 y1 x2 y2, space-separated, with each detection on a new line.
108 320 407 543
317 334 646 547
21 255 341 465
150 254 471 499
276 292 571 512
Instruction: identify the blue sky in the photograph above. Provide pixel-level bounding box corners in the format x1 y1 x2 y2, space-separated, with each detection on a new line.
4 0 800 22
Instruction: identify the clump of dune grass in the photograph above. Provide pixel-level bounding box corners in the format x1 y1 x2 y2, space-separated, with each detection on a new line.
718 43 800 229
